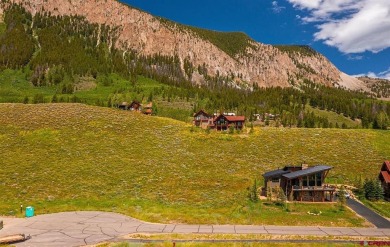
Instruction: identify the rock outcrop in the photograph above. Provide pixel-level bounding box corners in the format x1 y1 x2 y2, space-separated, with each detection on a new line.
2 0 368 90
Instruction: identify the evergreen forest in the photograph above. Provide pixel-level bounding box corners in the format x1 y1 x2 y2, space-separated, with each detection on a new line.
0 2 389 129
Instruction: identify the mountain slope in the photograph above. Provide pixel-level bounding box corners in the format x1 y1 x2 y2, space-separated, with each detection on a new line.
1 0 367 90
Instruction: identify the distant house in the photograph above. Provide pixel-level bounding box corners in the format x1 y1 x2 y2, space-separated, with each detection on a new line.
211 114 245 131
252 113 280 122
253 114 262 121
379 160 390 199
129 100 142 112
265 113 279 121
193 110 213 129
263 164 335 202
223 112 236 116
193 111 246 131
143 102 153 115
118 102 129 110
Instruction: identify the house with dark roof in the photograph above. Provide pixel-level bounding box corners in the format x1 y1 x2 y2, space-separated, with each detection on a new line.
193 110 213 129
263 164 336 202
379 160 390 200
129 100 142 112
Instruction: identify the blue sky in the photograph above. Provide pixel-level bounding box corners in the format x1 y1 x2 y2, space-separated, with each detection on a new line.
121 0 390 79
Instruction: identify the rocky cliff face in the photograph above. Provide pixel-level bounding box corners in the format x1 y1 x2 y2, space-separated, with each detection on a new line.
3 0 367 90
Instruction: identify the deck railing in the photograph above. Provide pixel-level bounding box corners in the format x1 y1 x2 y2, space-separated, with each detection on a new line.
292 185 335 191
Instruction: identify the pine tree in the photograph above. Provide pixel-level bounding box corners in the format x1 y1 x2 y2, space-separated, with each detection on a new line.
248 179 258 202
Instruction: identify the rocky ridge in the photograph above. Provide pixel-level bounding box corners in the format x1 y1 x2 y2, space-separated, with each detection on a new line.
2 0 368 91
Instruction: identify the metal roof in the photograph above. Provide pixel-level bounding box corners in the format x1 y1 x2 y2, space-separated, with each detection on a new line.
282 165 332 179
380 171 390 183
263 169 290 178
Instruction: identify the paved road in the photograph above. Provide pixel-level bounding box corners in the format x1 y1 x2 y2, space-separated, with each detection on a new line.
0 211 389 247
347 199 390 228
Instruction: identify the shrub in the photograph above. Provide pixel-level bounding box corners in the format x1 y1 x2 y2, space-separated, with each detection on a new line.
32 93 44 104
23 96 29 104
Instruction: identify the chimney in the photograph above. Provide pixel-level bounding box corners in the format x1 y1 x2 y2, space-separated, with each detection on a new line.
301 163 308 170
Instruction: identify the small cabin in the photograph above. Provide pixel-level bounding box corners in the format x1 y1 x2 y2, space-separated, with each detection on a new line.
379 160 390 199
263 164 335 202
143 102 153 115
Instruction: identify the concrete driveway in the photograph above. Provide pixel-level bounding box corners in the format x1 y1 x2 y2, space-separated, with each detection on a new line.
1 211 389 247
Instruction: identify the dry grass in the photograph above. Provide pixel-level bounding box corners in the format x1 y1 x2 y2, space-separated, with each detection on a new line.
0 103 389 226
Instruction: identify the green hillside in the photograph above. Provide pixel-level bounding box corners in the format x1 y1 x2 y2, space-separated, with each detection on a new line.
0 104 388 226
0 3 389 129
183 26 255 58
274 45 318 57
306 105 360 129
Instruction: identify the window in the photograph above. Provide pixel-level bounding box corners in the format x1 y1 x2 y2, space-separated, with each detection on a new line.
271 177 279 183
309 174 316 186
316 172 322 186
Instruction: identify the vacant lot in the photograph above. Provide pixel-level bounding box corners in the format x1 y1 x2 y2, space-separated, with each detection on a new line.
0 104 388 226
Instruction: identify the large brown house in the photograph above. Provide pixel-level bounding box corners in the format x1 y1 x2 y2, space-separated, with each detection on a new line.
193 110 213 129
193 110 246 131
263 164 335 202
379 160 390 199
211 114 246 131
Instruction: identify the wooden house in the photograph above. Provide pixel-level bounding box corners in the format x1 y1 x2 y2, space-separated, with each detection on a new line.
379 160 390 199
129 100 142 112
210 114 245 131
193 110 213 129
263 164 335 202
143 102 153 115
118 102 129 110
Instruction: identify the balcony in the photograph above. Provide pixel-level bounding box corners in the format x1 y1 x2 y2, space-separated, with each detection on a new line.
292 185 335 191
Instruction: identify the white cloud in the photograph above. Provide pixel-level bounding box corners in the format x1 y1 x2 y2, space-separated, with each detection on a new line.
288 0 322 10
287 0 390 53
378 68 390 80
353 67 390 80
346 55 364 60
272 1 286 13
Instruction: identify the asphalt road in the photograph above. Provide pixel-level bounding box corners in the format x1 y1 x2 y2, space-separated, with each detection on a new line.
347 199 390 228
1 211 389 247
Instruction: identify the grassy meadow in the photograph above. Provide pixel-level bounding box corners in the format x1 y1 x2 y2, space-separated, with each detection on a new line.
109 242 362 247
362 200 390 219
0 103 389 226
0 69 194 122
306 105 360 129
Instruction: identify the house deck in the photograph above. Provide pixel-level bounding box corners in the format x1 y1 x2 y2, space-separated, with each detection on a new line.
292 185 335 191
